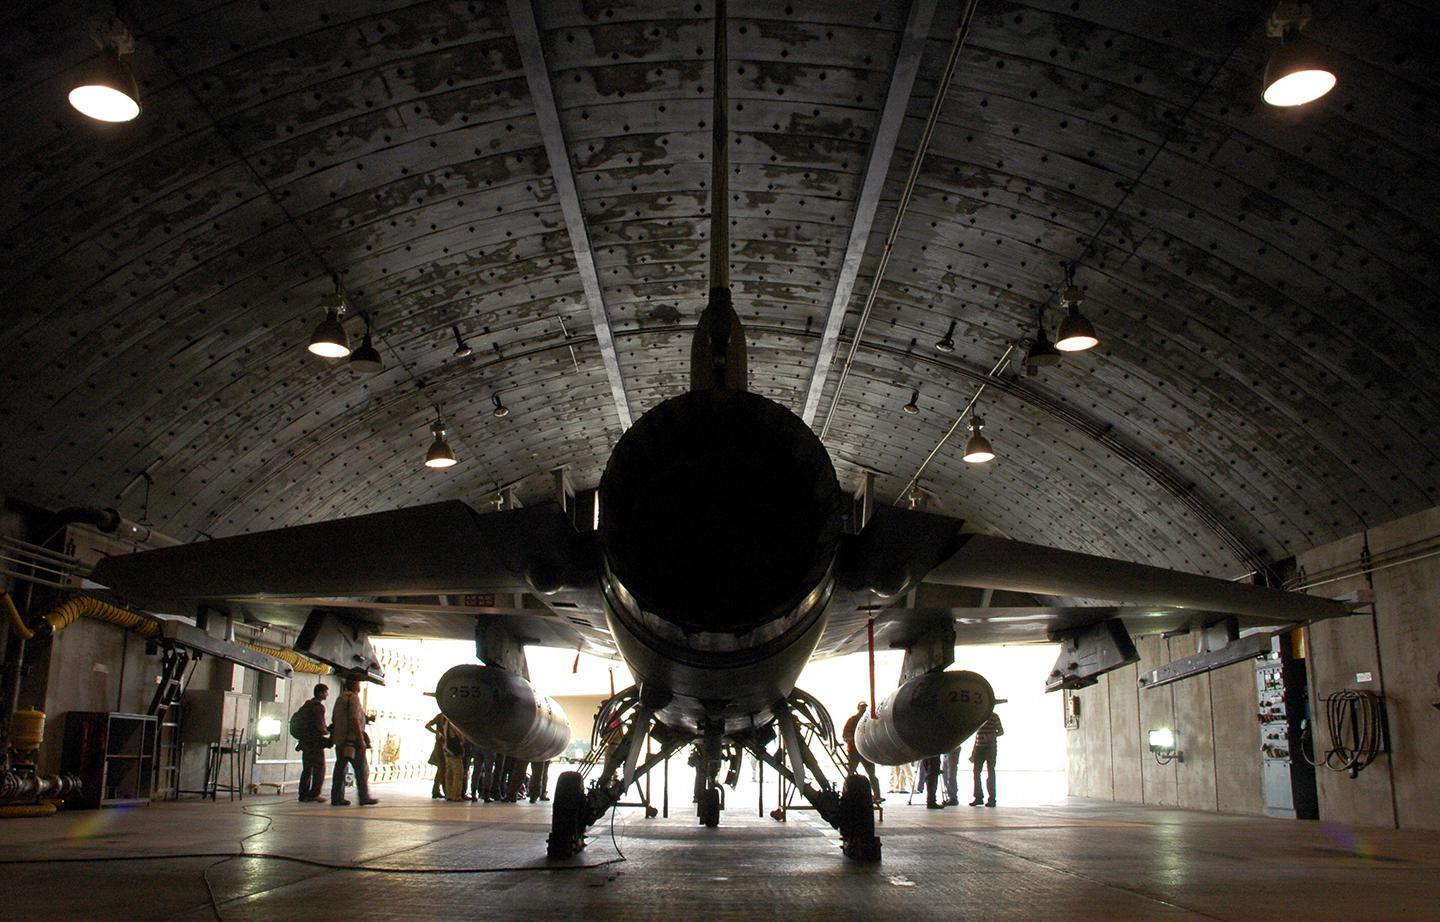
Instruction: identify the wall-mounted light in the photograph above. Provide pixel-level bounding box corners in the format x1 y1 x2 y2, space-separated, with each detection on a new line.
452 325 473 358
962 416 994 464
348 313 384 374
307 276 350 358
491 393 510 419
1054 266 1098 353
902 389 920 415
934 320 957 354
425 419 457 469
69 47 141 122
255 716 283 743
1148 727 1182 764
1262 3 1336 107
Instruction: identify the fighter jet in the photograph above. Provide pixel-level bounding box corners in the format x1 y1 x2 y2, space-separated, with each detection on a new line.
89 2 1357 862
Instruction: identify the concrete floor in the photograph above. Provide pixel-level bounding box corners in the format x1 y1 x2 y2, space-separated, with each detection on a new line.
1 782 1437 921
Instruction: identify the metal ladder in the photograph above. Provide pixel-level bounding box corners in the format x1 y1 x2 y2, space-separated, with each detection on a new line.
147 645 190 800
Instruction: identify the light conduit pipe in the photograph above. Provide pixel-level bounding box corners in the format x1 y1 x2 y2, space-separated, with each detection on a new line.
817 0 980 442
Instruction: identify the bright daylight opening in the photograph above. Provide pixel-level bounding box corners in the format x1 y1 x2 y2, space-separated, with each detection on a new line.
364 639 1067 806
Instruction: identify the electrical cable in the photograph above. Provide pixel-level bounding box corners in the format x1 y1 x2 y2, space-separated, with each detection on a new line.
0 799 629 885
1300 690 1386 777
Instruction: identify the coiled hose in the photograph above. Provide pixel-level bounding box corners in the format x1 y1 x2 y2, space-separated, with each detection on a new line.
1303 689 1387 778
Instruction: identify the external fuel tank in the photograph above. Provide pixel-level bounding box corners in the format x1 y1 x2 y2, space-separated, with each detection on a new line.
854 670 995 766
436 664 570 762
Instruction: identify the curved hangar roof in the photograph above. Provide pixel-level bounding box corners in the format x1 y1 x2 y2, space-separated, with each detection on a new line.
1 1 1436 580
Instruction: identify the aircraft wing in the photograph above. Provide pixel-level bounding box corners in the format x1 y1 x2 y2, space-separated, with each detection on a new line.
89 500 613 656
814 605 1290 659
821 505 1357 660
220 598 616 658
91 500 597 602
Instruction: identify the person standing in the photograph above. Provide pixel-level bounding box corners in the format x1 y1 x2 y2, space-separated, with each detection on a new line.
969 711 1004 807
841 701 882 804
922 754 943 809
292 683 331 803
941 746 961 806
528 758 550 803
330 675 379 807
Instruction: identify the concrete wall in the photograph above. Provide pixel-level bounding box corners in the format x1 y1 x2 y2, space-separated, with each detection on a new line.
1068 505 1440 831
1300 506 1440 832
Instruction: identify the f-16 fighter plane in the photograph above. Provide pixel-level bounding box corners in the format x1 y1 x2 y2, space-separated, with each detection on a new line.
89 0 1356 863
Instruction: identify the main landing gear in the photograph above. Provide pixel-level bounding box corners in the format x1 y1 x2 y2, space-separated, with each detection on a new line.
545 686 880 862
547 686 687 859
741 689 881 862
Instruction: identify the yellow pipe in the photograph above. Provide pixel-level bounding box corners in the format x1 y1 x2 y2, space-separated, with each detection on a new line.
238 641 330 675
41 596 160 638
1 591 33 640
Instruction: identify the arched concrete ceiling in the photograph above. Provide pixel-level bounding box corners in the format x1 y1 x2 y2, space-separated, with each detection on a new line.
1 0 1437 579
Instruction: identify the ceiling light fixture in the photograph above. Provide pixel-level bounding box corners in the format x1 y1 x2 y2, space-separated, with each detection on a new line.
68 47 141 123
1025 308 1062 375
1054 267 1099 353
348 313 384 373
425 418 457 469
491 393 510 419
903 389 920 415
452 325 473 358
1262 3 1336 107
962 416 994 464
934 320 957 353
307 275 351 358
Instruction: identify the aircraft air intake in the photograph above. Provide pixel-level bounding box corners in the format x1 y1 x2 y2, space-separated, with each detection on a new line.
854 670 995 766
598 389 843 636
436 664 571 762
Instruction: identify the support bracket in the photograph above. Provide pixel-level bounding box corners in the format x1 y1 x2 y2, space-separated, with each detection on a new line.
1045 618 1139 692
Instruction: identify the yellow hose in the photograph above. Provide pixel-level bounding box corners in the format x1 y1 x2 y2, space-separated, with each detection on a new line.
1 590 33 640
41 596 161 638
238 641 330 675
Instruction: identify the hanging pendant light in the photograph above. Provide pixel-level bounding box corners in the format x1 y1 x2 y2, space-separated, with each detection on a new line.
1262 4 1336 107
68 48 141 122
1026 321 1062 374
491 393 510 419
452 325 473 358
1054 273 1098 352
348 314 384 373
903 389 920 415
425 419 457 469
963 416 994 464
934 320 957 354
307 277 350 358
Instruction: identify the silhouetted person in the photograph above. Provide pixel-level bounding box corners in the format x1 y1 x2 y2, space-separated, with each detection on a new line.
969 712 1004 807
330 676 378 806
529 759 550 802
292 683 330 802
941 746 961 806
922 754 943 809
841 701 882 803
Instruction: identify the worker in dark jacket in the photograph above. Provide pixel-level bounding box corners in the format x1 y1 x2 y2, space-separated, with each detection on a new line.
293 683 330 802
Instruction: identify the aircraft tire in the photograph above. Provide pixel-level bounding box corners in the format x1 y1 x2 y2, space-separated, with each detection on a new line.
547 770 587 858
839 774 879 861
701 786 721 827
